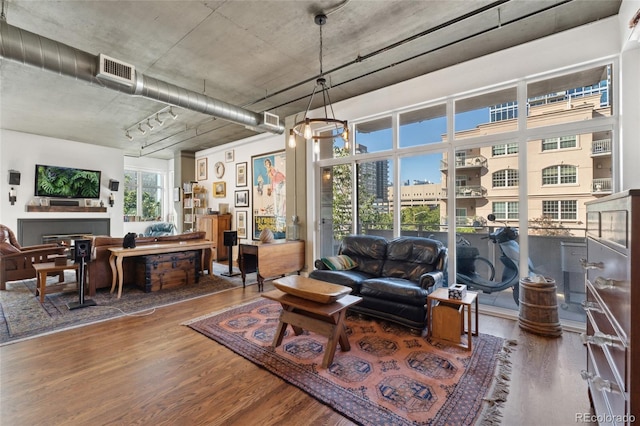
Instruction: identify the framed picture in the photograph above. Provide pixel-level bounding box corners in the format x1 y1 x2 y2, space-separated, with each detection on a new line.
213 181 226 198
252 150 286 240
196 157 208 181
84 199 93 207
236 162 247 187
225 149 234 163
235 189 249 207
236 211 247 239
173 187 181 202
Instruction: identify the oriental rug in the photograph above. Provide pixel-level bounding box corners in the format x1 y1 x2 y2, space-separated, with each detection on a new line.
0 264 245 344
185 298 516 426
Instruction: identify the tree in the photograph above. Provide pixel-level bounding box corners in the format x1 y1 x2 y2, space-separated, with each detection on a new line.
528 215 574 236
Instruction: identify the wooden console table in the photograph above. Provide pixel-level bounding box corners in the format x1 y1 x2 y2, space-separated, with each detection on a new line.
108 241 214 298
239 240 304 291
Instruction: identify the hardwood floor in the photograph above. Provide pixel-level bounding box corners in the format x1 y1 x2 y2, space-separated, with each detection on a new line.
0 281 594 425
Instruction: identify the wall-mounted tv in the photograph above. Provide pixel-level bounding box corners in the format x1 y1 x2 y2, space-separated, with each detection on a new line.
34 164 101 199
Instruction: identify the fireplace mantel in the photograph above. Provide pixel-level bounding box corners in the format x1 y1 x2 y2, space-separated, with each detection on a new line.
26 206 107 213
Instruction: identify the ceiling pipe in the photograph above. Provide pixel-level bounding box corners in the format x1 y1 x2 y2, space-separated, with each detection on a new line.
0 20 284 135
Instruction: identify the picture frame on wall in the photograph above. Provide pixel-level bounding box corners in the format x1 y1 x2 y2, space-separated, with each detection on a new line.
225 149 234 163
251 150 286 240
236 162 247 187
235 189 249 207
173 187 181 202
213 181 226 198
196 157 208 181
236 211 247 239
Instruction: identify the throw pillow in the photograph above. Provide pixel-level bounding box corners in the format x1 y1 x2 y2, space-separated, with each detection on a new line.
321 254 358 271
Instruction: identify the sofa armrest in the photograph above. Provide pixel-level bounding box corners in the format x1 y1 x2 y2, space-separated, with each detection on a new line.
418 270 444 290
314 259 329 270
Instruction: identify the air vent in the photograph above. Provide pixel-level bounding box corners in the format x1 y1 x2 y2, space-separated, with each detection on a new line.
263 112 280 129
96 54 135 86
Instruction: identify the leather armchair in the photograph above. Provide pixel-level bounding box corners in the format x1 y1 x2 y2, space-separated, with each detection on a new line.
0 224 66 290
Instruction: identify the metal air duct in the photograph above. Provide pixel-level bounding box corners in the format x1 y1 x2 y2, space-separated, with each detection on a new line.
0 20 284 135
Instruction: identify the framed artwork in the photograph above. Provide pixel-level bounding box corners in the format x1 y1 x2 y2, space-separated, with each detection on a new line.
251 150 286 240
236 211 247 239
236 162 247 187
196 158 208 181
213 181 226 198
173 187 181 202
235 189 249 207
225 149 234 163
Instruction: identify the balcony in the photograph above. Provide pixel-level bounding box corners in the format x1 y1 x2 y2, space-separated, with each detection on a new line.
591 138 611 156
440 155 488 171
443 185 487 198
592 178 612 194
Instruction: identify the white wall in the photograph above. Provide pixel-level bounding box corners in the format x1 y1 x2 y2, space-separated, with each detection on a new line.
0 129 124 238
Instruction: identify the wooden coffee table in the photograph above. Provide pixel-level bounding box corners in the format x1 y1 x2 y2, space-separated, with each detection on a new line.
263 276 361 368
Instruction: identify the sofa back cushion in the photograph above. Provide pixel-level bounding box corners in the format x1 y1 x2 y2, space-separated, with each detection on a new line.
339 235 387 276
382 237 445 283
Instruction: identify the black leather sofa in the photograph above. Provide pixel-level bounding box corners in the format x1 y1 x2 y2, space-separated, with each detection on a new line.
309 234 448 332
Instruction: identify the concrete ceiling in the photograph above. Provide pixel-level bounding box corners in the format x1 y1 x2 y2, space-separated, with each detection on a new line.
0 0 622 160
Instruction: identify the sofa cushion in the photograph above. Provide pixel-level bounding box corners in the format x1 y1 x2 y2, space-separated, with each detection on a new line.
359 277 428 306
340 235 387 276
308 269 372 293
321 254 357 271
382 237 444 282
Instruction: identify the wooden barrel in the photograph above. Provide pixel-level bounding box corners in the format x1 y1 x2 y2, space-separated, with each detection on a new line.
518 277 562 337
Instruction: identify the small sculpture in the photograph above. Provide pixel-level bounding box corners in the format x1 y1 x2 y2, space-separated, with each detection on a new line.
259 228 274 243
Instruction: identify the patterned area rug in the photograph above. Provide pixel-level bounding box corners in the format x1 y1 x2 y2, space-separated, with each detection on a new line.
186 298 516 426
0 265 244 344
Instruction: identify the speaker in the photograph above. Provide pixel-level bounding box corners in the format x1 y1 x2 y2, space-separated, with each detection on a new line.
108 179 119 191
8 170 20 185
74 239 92 263
223 230 238 247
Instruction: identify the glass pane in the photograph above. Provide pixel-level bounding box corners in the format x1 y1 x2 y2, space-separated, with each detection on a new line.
123 170 137 216
527 64 612 128
318 164 353 257
316 129 351 160
354 116 392 154
357 159 393 235
399 153 444 237
399 104 447 148
454 87 518 137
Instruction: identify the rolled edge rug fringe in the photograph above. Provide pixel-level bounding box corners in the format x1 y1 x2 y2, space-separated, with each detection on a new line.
478 339 518 425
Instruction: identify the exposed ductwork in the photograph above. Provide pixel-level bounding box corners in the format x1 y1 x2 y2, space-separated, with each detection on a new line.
0 20 284 135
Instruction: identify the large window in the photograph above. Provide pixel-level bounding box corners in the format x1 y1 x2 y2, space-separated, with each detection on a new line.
542 200 578 220
492 143 518 156
542 165 577 185
492 201 519 220
124 169 164 221
542 135 577 151
492 169 519 188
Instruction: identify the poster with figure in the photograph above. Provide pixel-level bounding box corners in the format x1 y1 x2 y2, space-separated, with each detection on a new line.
252 150 286 240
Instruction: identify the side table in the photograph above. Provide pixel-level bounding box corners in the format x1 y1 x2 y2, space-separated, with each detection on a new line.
33 260 80 303
427 287 479 351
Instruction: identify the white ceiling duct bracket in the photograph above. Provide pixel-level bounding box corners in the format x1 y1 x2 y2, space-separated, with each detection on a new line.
97 54 136 86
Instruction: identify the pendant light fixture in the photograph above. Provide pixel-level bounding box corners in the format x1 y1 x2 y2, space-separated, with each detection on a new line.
288 13 349 149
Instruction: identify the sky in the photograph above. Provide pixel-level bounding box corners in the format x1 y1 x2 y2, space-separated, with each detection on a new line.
355 108 491 185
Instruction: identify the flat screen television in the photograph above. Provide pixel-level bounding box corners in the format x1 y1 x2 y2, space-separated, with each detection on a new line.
34 164 101 199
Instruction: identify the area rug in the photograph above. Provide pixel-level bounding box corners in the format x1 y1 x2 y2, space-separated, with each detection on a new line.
0 265 245 344
185 298 516 426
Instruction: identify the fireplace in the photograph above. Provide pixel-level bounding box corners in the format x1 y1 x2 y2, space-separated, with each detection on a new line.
17 219 110 246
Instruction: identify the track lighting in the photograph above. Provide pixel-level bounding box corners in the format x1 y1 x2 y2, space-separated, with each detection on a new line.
146 119 154 130
169 107 178 119
125 106 178 140
137 123 146 135
125 130 133 141
155 113 164 126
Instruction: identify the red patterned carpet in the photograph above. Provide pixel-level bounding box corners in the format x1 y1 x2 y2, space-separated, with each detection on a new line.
186 298 515 425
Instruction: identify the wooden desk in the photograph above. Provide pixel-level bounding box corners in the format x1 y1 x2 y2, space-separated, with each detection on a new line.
108 241 214 299
239 240 304 291
262 287 361 368
426 287 478 351
33 260 79 303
